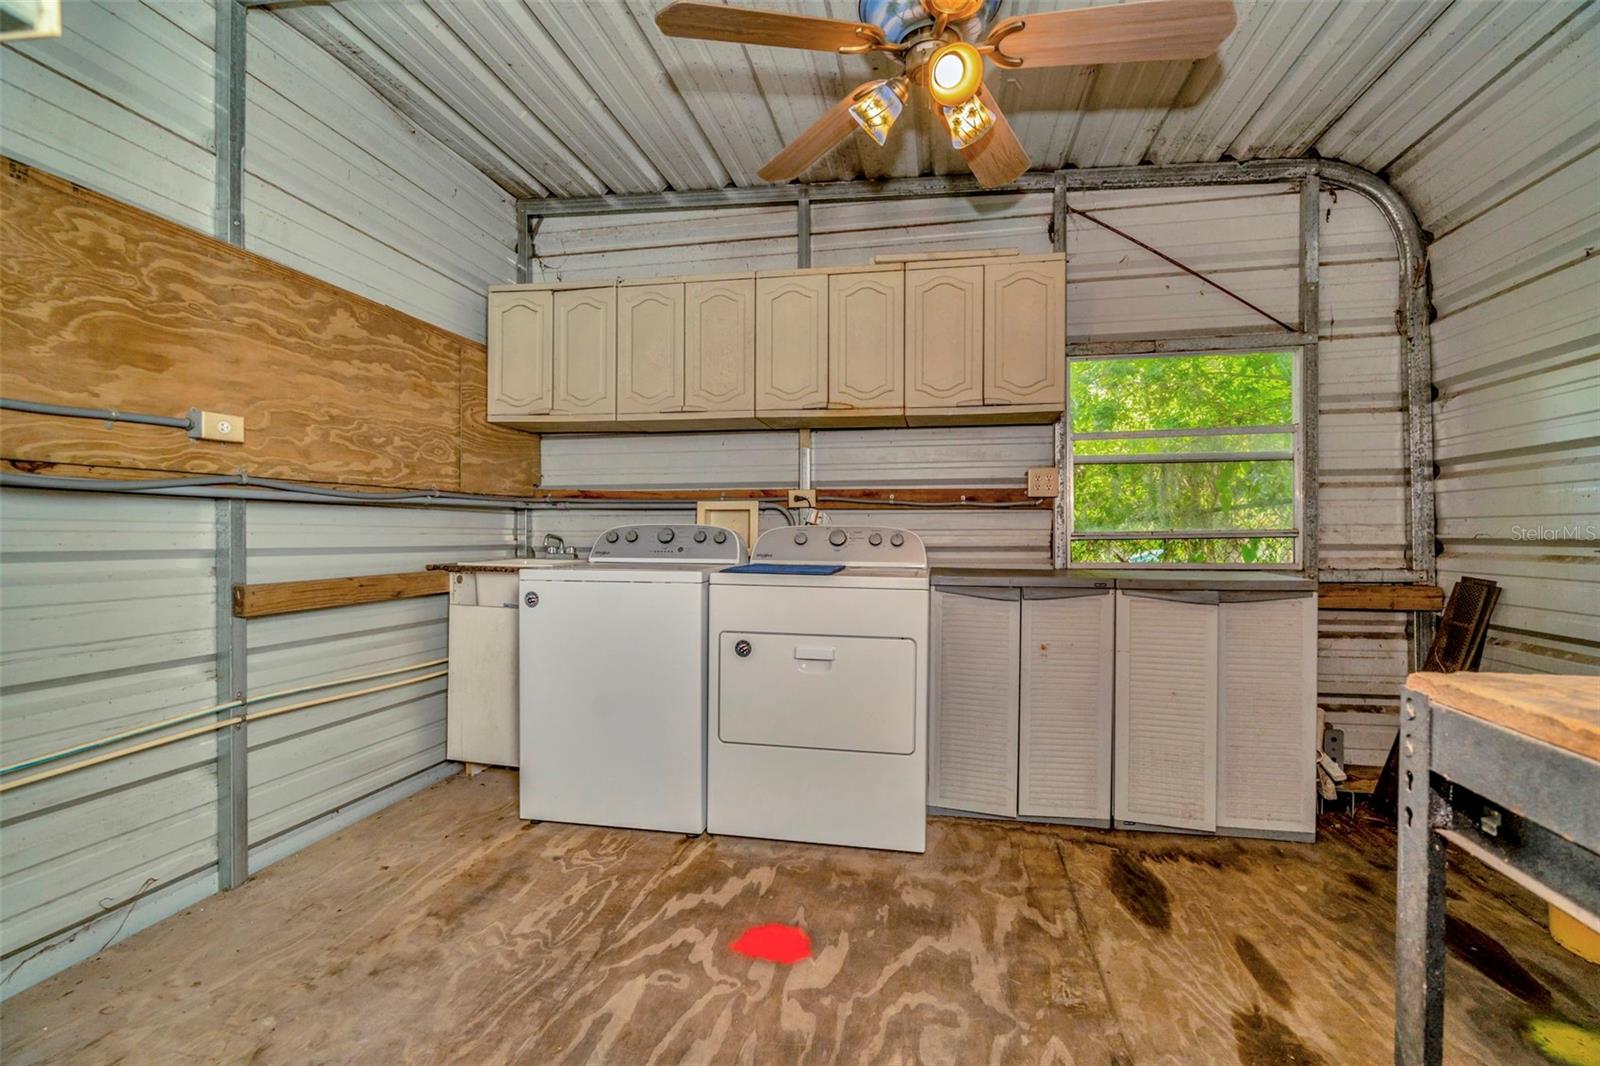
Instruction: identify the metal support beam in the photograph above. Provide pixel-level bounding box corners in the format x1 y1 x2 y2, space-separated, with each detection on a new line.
212 0 246 246
1052 173 1069 569
1395 689 1446 1066
1298 175 1321 577
214 500 249 889
515 201 533 283
796 185 812 269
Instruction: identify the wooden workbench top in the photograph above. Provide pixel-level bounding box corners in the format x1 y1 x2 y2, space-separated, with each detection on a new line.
1406 673 1600 762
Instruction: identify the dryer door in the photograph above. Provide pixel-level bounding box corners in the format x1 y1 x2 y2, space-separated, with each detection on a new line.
718 631 916 754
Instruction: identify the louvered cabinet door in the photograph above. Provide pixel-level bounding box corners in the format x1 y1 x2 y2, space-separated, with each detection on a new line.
1114 591 1219 832
617 282 683 416
551 286 617 417
1018 590 1114 823
929 588 1020 817
1217 594 1318 836
684 277 756 415
486 289 553 417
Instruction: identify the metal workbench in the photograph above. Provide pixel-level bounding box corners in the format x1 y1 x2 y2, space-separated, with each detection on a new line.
1395 672 1600 1066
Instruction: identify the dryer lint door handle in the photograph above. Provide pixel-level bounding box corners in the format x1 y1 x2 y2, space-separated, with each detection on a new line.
793 645 836 672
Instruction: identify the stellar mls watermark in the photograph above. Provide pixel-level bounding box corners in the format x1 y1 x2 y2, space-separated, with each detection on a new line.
1510 522 1598 542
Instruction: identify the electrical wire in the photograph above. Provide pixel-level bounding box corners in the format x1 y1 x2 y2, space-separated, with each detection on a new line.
1 397 193 430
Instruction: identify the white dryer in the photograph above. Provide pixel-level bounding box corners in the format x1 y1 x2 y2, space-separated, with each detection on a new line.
708 525 930 852
518 524 745 834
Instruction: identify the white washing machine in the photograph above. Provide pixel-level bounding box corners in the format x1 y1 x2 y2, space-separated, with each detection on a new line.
707 525 930 852
518 523 746 834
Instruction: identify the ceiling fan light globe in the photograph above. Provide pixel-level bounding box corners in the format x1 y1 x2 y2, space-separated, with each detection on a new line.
848 77 907 147
942 95 995 149
926 41 982 106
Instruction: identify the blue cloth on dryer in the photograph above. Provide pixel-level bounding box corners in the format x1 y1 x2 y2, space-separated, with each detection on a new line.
722 564 845 575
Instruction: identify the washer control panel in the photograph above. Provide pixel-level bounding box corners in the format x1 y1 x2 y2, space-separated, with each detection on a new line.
752 526 926 568
587 524 747 565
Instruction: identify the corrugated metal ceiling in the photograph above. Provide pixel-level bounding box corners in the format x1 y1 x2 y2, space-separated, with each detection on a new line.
274 0 1581 211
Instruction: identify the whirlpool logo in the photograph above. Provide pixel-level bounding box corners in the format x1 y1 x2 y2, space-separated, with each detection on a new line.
524 591 540 608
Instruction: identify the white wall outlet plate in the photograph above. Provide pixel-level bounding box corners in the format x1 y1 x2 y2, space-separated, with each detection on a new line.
1026 467 1060 497
188 408 245 444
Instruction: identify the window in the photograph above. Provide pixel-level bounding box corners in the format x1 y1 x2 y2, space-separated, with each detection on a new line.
1067 350 1301 566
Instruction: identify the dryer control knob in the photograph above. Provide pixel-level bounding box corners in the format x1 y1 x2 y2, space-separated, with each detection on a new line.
694 530 707 542
714 530 728 544
606 531 620 543
625 529 639 543
890 532 905 547
658 528 675 544
794 531 808 545
829 529 848 547
868 532 883 546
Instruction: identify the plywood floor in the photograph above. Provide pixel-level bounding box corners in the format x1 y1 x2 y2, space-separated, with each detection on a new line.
3 771 1595 1065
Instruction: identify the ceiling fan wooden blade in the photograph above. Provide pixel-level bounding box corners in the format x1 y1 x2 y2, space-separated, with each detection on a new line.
986 0 1236 69
655 2 884 53
961 86 1030 188
757 83 875 183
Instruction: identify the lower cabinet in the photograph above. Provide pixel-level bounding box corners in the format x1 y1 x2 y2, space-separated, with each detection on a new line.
930 584 1115 824
930 577 1318 841
1114 589 1318 839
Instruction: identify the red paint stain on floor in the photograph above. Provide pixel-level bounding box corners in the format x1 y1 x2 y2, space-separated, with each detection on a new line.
730 924 812 965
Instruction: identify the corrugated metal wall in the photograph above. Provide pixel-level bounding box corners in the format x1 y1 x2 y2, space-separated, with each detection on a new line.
1397 10 1599 676
534 181 1416 712
0 490 515 995
0 0 514 340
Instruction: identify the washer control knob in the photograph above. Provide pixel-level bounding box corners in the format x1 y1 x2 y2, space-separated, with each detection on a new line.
605 531 620 543
890 532 905 547
624 529 639 543
657 528 675 544
829 529 848 547
794 531 808 545
868 532 883 546
714 530 728 544
694 530 707 543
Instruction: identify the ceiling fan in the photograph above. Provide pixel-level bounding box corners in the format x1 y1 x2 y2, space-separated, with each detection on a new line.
655 0 1237 188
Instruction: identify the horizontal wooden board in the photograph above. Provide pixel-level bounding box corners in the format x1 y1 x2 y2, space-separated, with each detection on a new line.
233 571 448 619
526 487 1051 508
0 158 538 493
1407 672 1600 762
1318 583 1444 611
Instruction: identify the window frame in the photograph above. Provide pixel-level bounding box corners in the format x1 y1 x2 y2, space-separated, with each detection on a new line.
1064 347 1307 571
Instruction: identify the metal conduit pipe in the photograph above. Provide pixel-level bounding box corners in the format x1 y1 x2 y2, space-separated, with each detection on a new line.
0 397 192 430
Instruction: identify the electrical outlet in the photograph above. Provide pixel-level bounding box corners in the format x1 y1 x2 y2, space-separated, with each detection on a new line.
1026 467 1060 497
188 408 245 444
788 489 816 509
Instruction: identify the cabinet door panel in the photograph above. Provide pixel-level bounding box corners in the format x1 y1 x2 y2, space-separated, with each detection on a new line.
487 290 552 416
756 274 828 412
1114 592 1218 832
1019 591 1114 821
617 283 684 416
985 258 1064 405
930 589 1020 817
1217 595 1317 835
906 266 983 408
552 287 616 417
685 278 755 414
829 270 904 409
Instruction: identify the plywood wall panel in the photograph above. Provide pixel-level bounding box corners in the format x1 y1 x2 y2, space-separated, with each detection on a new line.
458 342 539 496
0 160 537 493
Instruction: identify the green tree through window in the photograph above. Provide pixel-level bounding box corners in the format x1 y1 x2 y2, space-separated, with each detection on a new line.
1069 352 1298 566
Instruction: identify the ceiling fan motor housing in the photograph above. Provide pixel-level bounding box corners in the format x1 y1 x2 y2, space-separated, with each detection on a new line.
860 0 1000 44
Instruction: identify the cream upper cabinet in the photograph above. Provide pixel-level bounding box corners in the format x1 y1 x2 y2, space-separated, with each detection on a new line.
906 265 983 410
487 289 553 417
829 268 904 413
756 272 828 415
684 277 756 414
984 257 1064 407
617 282 684 416
551 286 616 418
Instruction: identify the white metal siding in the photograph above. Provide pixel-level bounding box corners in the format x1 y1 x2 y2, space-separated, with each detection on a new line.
0 490 218 971
1 0 514 341
245 503 514 844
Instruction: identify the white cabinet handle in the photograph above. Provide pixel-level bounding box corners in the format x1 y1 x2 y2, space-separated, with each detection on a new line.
793 646 835 661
